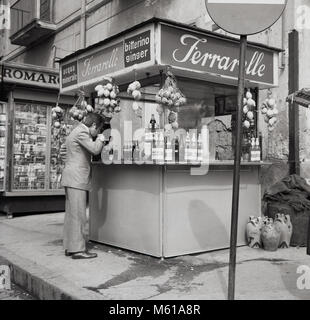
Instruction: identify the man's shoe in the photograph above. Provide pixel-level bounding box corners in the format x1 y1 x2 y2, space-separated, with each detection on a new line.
71 251 98 260
65 250 74 257
65 250 85 257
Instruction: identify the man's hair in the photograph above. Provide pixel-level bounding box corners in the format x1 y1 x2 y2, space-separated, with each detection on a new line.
83 113 105 130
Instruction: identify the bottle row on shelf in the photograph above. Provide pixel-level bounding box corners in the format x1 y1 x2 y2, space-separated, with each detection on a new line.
242 136 262 162
102 128 209 165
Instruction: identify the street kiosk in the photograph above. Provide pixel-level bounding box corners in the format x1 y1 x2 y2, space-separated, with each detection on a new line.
59 18 281 258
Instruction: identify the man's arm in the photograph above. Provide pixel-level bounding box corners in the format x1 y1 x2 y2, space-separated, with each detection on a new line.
77 130 104 156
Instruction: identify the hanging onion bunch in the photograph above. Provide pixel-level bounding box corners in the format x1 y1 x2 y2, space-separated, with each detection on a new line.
164 111 179 131
156 104 164 116
128 81 143 118
261 94 279 132
155 71 187 112
128 81 142 100
69 90 92 123
242 90 256 130
52 105 65 129
94 77 121 119
132 102 143 119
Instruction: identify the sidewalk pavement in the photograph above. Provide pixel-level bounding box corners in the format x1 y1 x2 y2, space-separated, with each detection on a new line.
0 212 310 300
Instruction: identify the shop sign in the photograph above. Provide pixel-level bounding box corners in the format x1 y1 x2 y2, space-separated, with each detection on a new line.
160 25 275 85
1 65 59 88
78 42 124 83
205 0 287 36
124 30 151 67
60 28 153 90
62 61 78 88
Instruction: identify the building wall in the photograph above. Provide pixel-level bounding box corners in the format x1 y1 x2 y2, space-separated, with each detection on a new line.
0 0 10 57
1 0 310 193
2 0 207 66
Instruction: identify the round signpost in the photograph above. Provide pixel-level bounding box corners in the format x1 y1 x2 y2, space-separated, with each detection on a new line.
205 0 288 301
206 0 288 36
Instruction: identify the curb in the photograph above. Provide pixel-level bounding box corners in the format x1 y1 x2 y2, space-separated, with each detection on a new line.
0 248 105 300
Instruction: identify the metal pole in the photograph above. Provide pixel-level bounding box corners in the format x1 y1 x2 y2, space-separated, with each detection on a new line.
35 0 40 20
288 30 300 175
228 34 247 301
80 0 87 49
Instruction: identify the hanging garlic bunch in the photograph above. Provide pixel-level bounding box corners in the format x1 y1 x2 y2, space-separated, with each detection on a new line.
69 90 92 122
52 105 65 129
52 93 66 128
95 77 121 119
128 80 143 118
261 91 279 132
128 80 142 101
243 89 256 130
155 71 187 111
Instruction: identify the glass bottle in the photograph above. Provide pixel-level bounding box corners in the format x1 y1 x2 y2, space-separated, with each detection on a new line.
190 132 197 163
152 132 158 162
108 137 114 162
165 136 173 163
133 141 140 162
255 138 261 162
185 132 191 163
144 130 152 162
174 136 180 164
157 132 165 164
242 135 250 162
197 134 203 162
250 137 256 162
150 114 157 133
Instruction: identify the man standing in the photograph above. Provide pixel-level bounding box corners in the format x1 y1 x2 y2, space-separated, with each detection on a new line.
61 113 105 260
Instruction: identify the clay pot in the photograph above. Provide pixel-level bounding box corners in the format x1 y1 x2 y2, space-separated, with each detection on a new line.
261 218 280 251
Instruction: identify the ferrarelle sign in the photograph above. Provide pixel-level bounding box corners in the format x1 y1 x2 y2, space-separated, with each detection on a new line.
78 42 124 83
61 30 152 89
60 22 278 91
160 25 275 85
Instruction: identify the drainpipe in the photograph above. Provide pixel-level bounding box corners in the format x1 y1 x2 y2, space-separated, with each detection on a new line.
280 10 287 70
1 0 9 58
35 0 40 20
52 45 57 68
80 0 87 49
288 30 300 175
